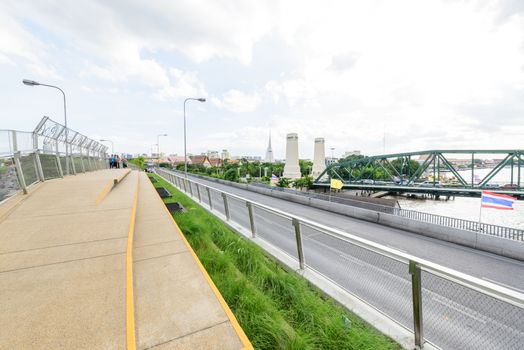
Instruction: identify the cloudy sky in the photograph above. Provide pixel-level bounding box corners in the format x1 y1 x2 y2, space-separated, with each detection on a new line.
1 0 523 159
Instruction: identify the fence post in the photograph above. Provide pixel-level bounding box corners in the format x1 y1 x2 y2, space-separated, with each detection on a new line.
246 202 256 238
79 147 86 173
222 193 230 220
183 179 187 192
207 187 213 210
13 151 28 194
55 140 64 178
196 184 202 202
409 260 424 349
292 218 305 270
70 149 77 175
33 151 45 182
189 180 193 196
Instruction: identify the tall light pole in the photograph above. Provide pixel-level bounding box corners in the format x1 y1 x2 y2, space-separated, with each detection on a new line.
183 97 206 176
157 133 168 163
100 139 114 154
23 79 70 174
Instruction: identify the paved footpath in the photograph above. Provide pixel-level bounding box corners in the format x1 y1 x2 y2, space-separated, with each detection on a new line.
0 169 251 350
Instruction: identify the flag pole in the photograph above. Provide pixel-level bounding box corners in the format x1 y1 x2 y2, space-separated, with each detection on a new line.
478 192 483 231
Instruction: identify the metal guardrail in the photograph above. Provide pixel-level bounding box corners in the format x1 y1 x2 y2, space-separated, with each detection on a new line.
0 117 108 201
260 182 524 241
188 175 523 241
157 168 524 350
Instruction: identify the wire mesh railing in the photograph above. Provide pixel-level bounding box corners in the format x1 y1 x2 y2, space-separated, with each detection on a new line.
156 168 524 350
251 181 524 241
0 117 108 201
173 171 524 241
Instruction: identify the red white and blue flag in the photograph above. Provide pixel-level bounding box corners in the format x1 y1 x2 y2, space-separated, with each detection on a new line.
481 191 516 210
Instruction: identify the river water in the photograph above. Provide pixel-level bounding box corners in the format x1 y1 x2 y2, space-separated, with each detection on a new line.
392 167 524 230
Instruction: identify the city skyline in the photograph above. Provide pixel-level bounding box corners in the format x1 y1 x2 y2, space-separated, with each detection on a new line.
1 1 523 159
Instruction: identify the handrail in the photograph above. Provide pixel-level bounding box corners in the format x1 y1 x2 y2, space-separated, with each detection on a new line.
158 169 524 309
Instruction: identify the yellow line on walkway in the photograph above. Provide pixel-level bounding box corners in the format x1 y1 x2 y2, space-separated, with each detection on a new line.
146 174 253 350
126 173 139 350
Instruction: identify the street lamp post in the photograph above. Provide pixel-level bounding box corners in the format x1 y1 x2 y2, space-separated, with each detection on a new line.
183 97 206 176
100 139 114 154
157 134 168 164
23 79 71 174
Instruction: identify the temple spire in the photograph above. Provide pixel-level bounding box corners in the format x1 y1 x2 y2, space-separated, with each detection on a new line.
265 129 274 163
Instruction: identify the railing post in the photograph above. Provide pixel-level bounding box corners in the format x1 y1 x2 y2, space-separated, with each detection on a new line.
207 187 213 210
409 260 424 349
79 148 86 173
33 151 45 182
13 151 28 194
183 179 187 193
246 202 256 238
189 180 193 196
222 193 230 220
292 218 305 270
196 184 202 202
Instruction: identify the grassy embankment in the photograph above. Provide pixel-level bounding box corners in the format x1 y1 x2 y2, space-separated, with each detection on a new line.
149 173 401 350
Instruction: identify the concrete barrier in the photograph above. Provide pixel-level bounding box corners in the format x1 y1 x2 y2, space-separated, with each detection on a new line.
172 171 524 261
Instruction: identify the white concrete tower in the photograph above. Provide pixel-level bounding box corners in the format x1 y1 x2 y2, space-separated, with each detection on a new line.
265 131 274 163
312 137 325 179
283 133 301 179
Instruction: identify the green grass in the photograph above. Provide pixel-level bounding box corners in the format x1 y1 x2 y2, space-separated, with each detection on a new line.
149 173 401 350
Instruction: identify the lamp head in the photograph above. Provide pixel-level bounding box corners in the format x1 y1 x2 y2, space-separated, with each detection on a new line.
197 98 206 102
23 79 40 86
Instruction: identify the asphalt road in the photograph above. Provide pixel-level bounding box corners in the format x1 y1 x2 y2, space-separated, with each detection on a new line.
163 171 524 349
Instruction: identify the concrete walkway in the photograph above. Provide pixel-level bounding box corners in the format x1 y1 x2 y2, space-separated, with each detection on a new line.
0 169 251 349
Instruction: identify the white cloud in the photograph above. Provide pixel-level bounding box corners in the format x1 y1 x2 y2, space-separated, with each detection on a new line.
212 89 262 113
153 68 207 101
1 0 524 156
265 79 318 107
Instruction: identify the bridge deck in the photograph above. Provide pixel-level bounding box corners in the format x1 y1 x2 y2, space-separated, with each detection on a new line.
0 169 250 349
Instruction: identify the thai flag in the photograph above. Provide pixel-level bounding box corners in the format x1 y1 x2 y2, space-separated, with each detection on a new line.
481 191 516 210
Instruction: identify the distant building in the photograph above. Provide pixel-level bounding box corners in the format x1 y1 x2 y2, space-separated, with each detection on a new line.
221 149 231 160
325 157 338 166
265 131 274 163
342 150 361 158
208 158 222 167
167 155 189 166
232 155 261 162
190 155 211 168
207 150 220 159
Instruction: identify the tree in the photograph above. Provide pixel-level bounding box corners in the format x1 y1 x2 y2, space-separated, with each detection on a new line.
277 177 292 188
224 168 240 182
299 159 313 177
293 176 313 190
132 156 145 170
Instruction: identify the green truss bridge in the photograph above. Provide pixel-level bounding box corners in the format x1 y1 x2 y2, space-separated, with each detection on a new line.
314 149 524 200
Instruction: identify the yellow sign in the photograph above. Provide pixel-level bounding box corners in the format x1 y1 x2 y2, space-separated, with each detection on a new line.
330 179 343 190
